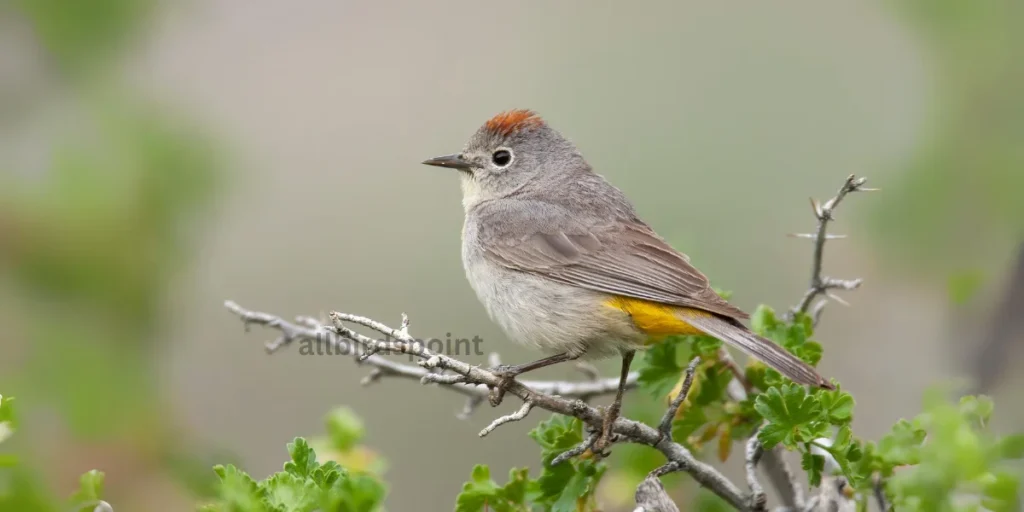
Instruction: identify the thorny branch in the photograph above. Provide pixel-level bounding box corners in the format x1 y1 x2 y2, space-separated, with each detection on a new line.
225 174 870 511
789 174 874 325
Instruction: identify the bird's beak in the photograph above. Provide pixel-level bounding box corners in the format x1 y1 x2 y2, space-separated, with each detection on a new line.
422 154 473 171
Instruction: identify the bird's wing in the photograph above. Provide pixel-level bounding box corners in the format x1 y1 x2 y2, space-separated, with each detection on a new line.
475 201 749 320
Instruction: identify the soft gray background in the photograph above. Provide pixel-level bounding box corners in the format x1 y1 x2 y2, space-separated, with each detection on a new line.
7 0 1022 510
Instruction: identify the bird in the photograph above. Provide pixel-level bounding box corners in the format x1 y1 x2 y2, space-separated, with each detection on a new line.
422 109 833 453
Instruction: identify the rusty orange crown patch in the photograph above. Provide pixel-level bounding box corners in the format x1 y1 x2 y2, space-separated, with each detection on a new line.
483 109 544 137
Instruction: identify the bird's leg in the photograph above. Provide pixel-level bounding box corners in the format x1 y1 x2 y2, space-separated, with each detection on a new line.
487 352 580 406
592 350 635 456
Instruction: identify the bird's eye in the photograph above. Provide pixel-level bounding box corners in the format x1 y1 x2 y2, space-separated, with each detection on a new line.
491 149 513 167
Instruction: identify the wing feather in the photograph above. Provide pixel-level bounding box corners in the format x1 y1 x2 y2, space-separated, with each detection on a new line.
477 202 748 319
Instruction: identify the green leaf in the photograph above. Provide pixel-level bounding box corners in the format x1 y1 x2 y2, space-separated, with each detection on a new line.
692 365 732 407
264 472 320 512
636 341 683 399
325 406 365 453
284 437 318 478
801 451 825 487
819 390 855 424
959 395 995 426
981 470 1021 512
529 415 584 461
212 464 265 511
996 434 1024 459
753 385 825 449
527 414 606 509
672 406 708 444
454 465 501 512
310 461 343 489
876 419 926 468
832 426 853 451
324 471 386 512
455 465 534 512
69 470 110 512
793 341 823 366
690 335 723 359
750 305 779 337
552 469 589 512
498 468 530 506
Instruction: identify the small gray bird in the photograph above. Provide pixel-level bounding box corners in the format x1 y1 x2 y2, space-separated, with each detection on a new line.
423 110 832 453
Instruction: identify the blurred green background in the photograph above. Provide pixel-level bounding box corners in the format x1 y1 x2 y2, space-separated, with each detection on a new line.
1 0 1021 510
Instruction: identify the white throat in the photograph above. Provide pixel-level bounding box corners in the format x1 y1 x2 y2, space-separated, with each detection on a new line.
460 173 484 212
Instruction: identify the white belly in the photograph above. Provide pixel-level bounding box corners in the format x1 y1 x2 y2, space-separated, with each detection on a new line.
461 241 641 359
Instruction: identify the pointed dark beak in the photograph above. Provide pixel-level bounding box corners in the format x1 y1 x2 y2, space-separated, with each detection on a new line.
422 154 473 171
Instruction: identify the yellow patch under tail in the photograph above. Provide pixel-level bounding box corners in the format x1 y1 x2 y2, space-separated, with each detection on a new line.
605 296 712 343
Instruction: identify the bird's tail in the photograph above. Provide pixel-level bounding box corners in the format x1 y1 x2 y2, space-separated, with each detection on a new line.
678 311 833 390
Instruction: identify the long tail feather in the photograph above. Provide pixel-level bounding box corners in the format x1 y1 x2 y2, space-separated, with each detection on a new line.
678 311 833 390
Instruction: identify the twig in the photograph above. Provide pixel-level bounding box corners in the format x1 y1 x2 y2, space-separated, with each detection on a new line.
574 362 601 381
479 401 534 437
789 175 872 323
872 472 890 512
745 430 768 512
762 448 805 510
551 433 597 466
634 473 681 512
658 357 701 438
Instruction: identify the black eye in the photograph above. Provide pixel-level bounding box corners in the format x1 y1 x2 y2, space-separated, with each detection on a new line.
492 149 512 167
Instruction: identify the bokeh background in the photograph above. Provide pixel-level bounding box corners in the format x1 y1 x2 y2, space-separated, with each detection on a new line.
1 0 1022 510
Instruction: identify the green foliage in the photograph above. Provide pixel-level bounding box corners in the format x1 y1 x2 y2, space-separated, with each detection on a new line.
454 415 606 511
628 306 1022 510
874 394 1021 512
69 470 107 512
637 340 687 399
201 437 386 512
454 465 533 512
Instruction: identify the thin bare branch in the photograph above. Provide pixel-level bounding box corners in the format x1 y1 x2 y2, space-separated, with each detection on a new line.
479 401 534 437
658 357 702 438
872 473 890 512
551 433 598 466
789 174 872 322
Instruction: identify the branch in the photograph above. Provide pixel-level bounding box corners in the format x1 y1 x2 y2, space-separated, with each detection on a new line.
745 430 768 512
634 473 681 512
479 401 533 437
658 357 701 437
224 301 636 405
225 301 751 510
750 175 872 507
721 360 805 510
872 473 890 512
789 175 873 324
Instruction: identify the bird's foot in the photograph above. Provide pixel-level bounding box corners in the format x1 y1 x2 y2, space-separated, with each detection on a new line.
591 404 622 458
486 364 520 407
